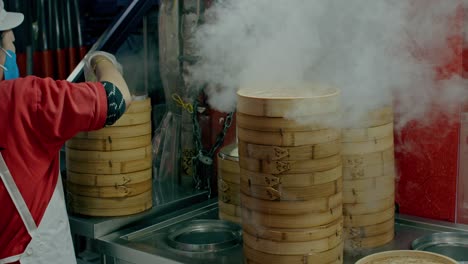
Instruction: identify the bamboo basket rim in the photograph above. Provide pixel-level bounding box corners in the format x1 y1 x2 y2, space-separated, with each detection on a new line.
355 250 458 264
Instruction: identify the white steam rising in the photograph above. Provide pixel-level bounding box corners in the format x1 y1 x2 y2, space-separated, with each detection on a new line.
188 0 466 128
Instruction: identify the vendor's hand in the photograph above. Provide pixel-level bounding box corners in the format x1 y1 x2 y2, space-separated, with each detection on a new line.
1 30 16 52
83 51 123 81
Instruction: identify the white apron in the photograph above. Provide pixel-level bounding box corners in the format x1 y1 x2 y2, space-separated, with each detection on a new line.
0 153 76 264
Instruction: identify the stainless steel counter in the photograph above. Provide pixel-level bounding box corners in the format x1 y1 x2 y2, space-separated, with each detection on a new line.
96 199 468 264
69 180 209 239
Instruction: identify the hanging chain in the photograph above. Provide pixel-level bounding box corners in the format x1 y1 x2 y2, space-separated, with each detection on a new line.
191 98 234 197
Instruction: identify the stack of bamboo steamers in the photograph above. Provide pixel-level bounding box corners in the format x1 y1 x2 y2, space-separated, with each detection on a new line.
341 106 395 251
65 98 153 217
236 87 344 264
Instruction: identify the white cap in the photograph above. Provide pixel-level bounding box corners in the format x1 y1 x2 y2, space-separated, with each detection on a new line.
0 0 24 31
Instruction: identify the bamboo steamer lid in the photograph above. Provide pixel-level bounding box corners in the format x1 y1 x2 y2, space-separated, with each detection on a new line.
343 207 394 227
236 112 340 132
238 140 341 161
244 242 343 264
218 200 242 217
343 194 395 215
342 147 394 168
243 217 343 242
66 134 151 151
112 111 151 127
71 201 153 217
238 127 341 147
74 122 151 139
219 211 241 224
237 85 340 117
125 98 152 113
218 170 240 184
355 250 458 264
343 183 394 203
66 156 152 175
67 169 152 187
345 229 394 251
342 136 394 155
241 166 342 188
240 192 342 215
239 155 342 175
69 190 152 209
343 175 395 192
343 161 395 180
344 218 394 239
66 145 152 162
243 230 342 255
241 205 342 229
218 144 240 174
66 179 152 198
342 123 393 143
241 178 342 201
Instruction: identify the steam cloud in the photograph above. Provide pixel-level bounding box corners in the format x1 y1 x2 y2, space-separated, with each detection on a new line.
187 0 466 128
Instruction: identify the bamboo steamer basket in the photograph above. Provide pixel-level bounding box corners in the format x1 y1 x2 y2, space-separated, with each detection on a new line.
343 184 394 204
66 156 152 175
241 166 342 188
243 217 343 242
243 229 342 255
341 123 393 143
240 192 342 215
352 106 394 128
241 178 342 201
238 127 341 147
343 161 395 180
344 218 394 239
74 122 151 139
66 179 152 198
66 145 152 162
66 98 153 216
236 112 340 132
343 194 395 215
345 229 394 251
218 212 241 224
239 140 341 161
244 242 343 264
355 250 457 264
219 188 241 206
343 175 395 192
217 143 241 223
67 168 152 187
239 155 342 175
218 144 240 175
342 147 394 168
242 205 342 229
66 134 151 151
218 200 241 217
112 111 151 127
341 136 394 155
343 207 394 227
68 190 152 216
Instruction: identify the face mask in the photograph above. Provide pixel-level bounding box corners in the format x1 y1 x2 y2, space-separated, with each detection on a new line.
0 48 19 80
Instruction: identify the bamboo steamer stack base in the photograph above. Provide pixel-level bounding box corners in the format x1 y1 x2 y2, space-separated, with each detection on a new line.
237 86 344 264
342 106 395 251
66 98 153 217
218 143 242 224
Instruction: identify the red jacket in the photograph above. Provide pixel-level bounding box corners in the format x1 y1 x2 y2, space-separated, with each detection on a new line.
0 76 107 260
